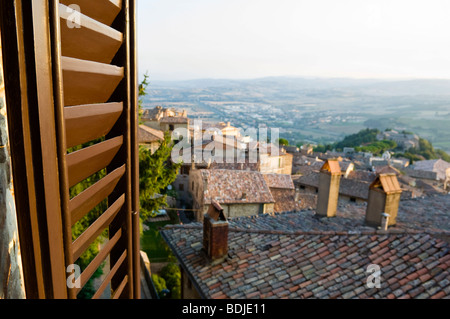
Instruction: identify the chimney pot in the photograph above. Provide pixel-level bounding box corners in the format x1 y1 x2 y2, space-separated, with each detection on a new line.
366 174 402 227
316 159 341 217
203 201 229 261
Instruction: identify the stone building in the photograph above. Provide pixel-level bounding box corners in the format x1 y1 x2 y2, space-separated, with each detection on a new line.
142 106 189 133
259 144 293 175
377 130 419 150
406 159 450 181
138 124 164 154
262 173 300 213
188 169 275 221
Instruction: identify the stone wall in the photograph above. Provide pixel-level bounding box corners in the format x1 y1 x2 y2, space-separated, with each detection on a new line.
405 168 438 181
0 34 26 299
221 203 260 218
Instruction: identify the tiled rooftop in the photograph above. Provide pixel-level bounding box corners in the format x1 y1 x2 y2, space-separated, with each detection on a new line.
162 194 450 299
263 174 295 190
201 169 275 205
162 225 450 299
210 161 260 171
138 125 164 143
224 194 450 235
295 169 410 200
160 116 189 124
295 171 372 200
270 189 301 213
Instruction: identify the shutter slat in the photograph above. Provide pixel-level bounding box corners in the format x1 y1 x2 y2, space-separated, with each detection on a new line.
59 3 123 64
59 0 122 26
112 275 128 299
93 251 127 299
67 136 123 187
64 102 123 148
62 56 124 106
69 165 126 226
75 229 123 295
72 194 125 261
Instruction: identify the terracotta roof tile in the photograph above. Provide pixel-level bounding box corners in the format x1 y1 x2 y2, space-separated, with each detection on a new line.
162 194 450 299
161 225 450 299
263 174 295 189
160 116 189 124
201 169 275 204
138 125 164 143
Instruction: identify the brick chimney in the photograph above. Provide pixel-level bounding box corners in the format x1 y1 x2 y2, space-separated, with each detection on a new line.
203 201 229 262
366 174 402 227
316 159 341 217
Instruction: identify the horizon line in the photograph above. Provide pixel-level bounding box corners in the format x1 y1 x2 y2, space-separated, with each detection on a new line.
142 74 450 83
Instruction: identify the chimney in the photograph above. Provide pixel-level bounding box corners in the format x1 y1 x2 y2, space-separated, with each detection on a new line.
316 159 341 217
366 174 402 228
203 201 229 262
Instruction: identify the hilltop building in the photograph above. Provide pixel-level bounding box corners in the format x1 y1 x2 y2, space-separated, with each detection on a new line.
189 169 275 221
142 106 189 133
138 125 164 154
406 159 450 181
262 173 300 213
377 130 420 150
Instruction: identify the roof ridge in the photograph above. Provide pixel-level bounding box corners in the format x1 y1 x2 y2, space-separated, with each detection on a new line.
162 223 450 238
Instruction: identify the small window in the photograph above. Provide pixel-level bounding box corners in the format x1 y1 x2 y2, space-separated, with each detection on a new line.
179 183 184 191
169 124 175 131
350 197 356 203
300 185 305 190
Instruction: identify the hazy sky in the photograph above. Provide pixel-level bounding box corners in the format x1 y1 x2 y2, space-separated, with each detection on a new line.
137 0 450 81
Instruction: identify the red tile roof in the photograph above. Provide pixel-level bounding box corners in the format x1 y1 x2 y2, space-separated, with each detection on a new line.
201 169 275 205
263 174 295 190
138 125 164 143
162 225 450 299
160 116 189 124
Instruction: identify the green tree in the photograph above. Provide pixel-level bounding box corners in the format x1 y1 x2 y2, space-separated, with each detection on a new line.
334 128 380 151
160 262 181 299
138 72 150 124
138 73 182 221
151 274 167 297
355 140 397 156
139 134 182 221
278 138 289 146
314 144 332 153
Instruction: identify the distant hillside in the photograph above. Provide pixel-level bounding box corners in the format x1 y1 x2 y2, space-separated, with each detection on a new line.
314 128 450 163
146 76 450 153
152 77 450 96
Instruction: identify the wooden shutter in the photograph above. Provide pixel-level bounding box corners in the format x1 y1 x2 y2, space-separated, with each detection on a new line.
0 0 139 299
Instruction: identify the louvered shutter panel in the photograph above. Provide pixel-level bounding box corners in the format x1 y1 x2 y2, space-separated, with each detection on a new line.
0 0 139 299
59 0 139 299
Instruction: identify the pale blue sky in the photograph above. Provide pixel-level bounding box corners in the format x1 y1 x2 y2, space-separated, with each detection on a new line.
137 0 450 81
